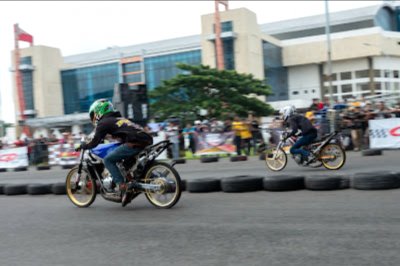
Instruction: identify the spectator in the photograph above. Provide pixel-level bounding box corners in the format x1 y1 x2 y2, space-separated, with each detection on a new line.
182 123 196 155
232 116 244 156
374 101 392 119
342 106 365 151
309 98 320 111
241 118 253 156
166 122 180 160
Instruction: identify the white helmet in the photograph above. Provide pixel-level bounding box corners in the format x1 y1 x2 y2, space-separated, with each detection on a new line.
280 105 296 121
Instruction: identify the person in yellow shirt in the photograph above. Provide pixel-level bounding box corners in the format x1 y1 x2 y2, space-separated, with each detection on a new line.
241 118 253 156
232 116 253 156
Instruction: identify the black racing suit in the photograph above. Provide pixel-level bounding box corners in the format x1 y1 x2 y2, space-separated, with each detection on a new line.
287 114 318 161
81 111 153 185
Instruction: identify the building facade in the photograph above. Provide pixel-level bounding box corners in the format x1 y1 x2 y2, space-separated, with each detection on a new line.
9 3 400 137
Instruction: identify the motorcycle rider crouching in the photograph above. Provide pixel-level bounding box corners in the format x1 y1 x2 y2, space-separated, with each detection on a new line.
76 99 153 207
280 105 318 165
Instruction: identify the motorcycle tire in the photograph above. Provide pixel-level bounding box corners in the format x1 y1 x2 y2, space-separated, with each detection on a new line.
66 166 97 208
143 162 182 209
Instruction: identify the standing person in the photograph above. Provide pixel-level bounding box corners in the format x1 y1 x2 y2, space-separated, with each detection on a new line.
342 106 366 151
75 98 153 207
374 101 392 119
182 123 196 155
232 116 243 155
166 121 180 160
250 118 262 155
241 118 253 156
280 105 318 165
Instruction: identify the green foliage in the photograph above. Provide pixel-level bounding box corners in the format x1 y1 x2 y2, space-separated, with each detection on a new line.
149 63 274 121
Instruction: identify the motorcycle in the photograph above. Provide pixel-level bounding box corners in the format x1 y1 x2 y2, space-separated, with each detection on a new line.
65 139 182 208
264 130 346 171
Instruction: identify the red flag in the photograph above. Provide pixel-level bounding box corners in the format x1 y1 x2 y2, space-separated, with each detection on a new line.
15 24 33 44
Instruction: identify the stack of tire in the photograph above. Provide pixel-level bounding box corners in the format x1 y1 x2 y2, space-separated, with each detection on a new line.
0 183 66 196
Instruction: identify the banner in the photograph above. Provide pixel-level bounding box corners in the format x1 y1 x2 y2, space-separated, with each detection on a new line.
0 146 29 168
369 118 400 149
195 132 236 156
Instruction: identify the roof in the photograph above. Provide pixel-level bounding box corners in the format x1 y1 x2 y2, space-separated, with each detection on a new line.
63 34 201 67
260 3 394 37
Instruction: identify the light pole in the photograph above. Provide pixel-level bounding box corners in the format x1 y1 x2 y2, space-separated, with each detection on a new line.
324 0 335 133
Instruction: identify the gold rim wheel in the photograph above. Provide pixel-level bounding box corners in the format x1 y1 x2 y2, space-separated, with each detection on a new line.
66 167 96 207
143 163 181 208
265 148 287 171
320 144 346 170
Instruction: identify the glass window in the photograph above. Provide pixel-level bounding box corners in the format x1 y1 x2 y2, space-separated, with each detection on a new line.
374 70 381 78
323 73 337 82
341 84 352 93
340 72 352 80
213 21 233 33
324 86 337 94
355 70 369 78
123 62 141 73
356 83 370 92
292 91 299 95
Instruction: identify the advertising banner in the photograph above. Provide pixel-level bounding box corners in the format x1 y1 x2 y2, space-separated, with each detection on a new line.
195 132 236 156
0 146 29 168
369 118 400 149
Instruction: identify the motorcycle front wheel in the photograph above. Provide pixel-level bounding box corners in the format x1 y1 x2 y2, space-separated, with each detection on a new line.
265 147 287 171
319 144 346 170
66 166 97 208
143 162 182 209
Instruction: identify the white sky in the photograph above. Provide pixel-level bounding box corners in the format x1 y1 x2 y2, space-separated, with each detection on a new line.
0 0 383 123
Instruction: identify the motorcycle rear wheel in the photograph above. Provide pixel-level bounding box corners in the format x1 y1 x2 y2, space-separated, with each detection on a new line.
320 144 346 170
265 148 287 171
143 162 182 209
66 166 97 208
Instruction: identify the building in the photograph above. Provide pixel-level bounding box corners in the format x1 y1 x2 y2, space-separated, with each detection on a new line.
10 2 400 138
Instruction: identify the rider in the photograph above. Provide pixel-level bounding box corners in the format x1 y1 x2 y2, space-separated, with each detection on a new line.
76 98 153 206
280 105 318 165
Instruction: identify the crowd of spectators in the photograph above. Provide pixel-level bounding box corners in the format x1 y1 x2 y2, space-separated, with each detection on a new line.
289 96 400 151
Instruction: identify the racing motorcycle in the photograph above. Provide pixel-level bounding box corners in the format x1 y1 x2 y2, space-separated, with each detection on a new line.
264 130 346 171
65 139 182 208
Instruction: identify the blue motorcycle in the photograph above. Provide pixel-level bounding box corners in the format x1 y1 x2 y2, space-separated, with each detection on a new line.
65 140 182 208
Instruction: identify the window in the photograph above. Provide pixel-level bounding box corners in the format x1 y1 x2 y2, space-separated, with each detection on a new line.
341 84 352 93
323 73 337 81
292 91 299 95
304 90 308 94
374 70 381 78
324 86 337 94
123 62 141 73
213 21 233 33
394 70 399 78
355 70 369 78
340 72 352 80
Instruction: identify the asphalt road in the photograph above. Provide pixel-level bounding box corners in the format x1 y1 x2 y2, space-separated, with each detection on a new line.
0 150 399 266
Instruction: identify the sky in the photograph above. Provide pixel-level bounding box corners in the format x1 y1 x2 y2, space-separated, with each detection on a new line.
0 0 384 123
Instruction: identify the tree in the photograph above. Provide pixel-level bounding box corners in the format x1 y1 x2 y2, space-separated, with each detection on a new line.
149 63 273 121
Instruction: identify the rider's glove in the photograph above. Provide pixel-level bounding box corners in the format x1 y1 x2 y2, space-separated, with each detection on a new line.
75 145 82 152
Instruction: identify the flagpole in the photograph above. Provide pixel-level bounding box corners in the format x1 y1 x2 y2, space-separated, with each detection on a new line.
13 23 29 137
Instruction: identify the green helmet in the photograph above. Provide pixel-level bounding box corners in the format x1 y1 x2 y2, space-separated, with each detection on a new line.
89 99 114 124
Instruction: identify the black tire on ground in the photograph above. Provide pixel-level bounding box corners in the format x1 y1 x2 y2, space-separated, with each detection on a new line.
0 168 7 173
52 182 66 195
61 165 75 170
36 165 51 170
351 172 400 190
174 158 186 164
187 178 221 193
13 167 28 172
221 175 264 193
230 155 247 162
362 149 382 156
0 183 8 194
200 156 219 163
180 179 187 192
305 175 349 190
27 184 52 195
4 184 27 195
263 175 305 191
